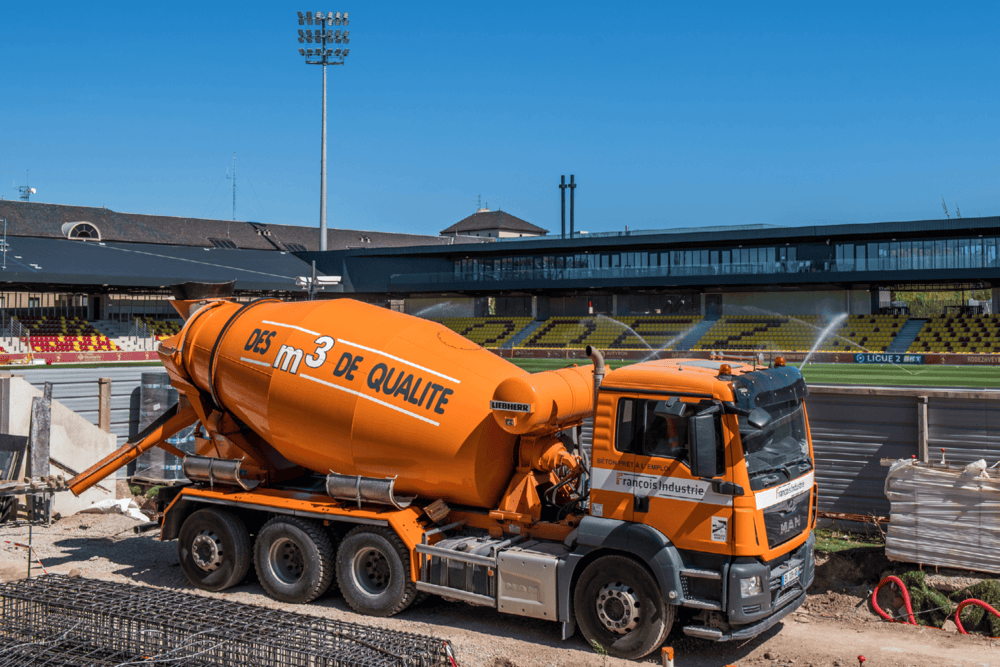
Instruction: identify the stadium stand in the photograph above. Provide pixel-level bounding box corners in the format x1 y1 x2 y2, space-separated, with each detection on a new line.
138 317 184 340
831 314 906 353
16 316 118 352
514 315 703 350
692 314 907 353
437 317 533 348
516 317 595 349
908 315 1000 353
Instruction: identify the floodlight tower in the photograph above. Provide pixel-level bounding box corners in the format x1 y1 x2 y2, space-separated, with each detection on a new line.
297 10 350 252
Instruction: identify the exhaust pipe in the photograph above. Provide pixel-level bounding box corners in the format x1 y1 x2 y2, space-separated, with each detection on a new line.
585 345 605 414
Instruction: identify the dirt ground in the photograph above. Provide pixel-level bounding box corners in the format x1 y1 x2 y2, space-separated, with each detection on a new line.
2 513 999 667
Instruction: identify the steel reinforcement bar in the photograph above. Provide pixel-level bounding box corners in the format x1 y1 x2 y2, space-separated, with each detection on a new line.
0 575 455 667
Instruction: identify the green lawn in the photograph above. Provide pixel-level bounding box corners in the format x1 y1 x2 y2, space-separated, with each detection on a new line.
507 358 1000 388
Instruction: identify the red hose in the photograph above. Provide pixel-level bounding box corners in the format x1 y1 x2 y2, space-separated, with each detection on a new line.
872 575 916 625
954 599 1000 636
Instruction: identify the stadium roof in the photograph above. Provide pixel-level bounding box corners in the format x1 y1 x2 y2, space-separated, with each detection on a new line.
440 208 547 236
0 236 312 293
0 201 489 251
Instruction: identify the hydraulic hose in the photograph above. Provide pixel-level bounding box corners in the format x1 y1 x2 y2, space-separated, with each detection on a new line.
871 575 916 625
955 599 1000 636
871 574 1000 636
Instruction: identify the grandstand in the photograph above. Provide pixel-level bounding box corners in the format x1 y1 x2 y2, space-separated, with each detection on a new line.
437 317 532 347
426 312 1000 356
909 314 1000 353
691 314 905 353
514 315 702 350
17 316 118 353
138 317 184 341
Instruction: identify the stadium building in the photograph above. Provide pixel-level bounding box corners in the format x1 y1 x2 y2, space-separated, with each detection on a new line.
0 198 998 364
309 215 1000 362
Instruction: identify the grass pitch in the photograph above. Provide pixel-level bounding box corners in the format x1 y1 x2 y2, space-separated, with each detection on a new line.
508 358 1000 388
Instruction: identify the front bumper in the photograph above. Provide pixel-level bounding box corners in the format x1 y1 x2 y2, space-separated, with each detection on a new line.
683 590 806 641
682 531 814 641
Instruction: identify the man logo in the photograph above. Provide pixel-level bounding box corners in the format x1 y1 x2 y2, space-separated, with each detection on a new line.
780 516 802 535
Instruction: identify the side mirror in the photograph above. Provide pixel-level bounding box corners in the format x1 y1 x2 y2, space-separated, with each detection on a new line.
689 413 718 479
654 396 687 419
747 407 772 429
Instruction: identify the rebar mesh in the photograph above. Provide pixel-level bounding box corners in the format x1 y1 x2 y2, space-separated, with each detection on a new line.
0 575 454 667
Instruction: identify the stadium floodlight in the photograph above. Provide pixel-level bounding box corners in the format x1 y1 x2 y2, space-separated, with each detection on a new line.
296 10 352 253
342 30 349 43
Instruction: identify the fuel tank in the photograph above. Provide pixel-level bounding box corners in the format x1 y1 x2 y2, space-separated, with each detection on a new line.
161 298 592 509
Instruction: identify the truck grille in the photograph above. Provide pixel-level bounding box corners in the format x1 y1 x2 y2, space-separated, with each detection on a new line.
762 492 810 548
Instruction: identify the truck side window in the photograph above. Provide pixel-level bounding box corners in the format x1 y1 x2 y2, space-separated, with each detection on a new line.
615 398 639 453
643 405 688 462
615 398 689 465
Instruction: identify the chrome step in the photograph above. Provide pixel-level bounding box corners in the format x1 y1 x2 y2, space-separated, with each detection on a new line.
683 625 724 640
682 598 723 610
680 568 721 580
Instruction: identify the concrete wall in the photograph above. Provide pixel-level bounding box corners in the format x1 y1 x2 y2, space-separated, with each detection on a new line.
720 290 871 317
8 377 116 516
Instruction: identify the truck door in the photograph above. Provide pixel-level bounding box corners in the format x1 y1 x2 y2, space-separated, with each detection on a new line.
591 395 734 554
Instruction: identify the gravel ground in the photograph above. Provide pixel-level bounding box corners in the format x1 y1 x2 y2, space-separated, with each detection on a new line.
2 513 999 667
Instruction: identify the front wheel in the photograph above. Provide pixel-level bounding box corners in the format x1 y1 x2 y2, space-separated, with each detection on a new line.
573 555 674 660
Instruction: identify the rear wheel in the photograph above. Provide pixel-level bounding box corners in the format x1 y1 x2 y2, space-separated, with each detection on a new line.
336 526 417 617
573 555 674 660
254 516 336 603
177 508 251 592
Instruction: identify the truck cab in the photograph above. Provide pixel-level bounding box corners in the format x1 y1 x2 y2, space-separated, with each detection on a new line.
582 357 815 649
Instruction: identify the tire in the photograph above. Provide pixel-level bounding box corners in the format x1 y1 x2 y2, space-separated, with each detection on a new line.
573 555 674 660
336 526 418 617
177 508 251 592
254 516 336 604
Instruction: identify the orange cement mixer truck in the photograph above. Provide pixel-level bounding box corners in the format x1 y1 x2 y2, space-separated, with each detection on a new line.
70 283 816 660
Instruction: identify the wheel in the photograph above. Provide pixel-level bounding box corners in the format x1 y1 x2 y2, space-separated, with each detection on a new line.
177 508 251 592
336 526 417 617
254 516 336 603
573 555 674 660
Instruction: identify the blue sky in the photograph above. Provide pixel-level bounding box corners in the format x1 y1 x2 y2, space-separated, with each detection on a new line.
2 2 998 236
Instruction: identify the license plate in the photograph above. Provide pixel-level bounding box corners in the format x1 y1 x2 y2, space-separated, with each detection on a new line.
782 566 801 587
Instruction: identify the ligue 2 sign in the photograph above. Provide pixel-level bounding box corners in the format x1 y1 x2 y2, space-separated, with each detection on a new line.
854 353 924 364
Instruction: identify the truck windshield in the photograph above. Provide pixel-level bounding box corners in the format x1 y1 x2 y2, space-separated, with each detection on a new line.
738 398 812 490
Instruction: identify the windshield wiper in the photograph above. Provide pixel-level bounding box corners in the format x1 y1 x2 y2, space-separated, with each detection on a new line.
749 458 811 481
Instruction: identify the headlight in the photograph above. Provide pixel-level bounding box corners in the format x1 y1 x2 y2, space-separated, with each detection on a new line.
740 576 762 597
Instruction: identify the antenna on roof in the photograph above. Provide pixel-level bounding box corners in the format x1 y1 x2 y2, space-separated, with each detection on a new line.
14 171 36 202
